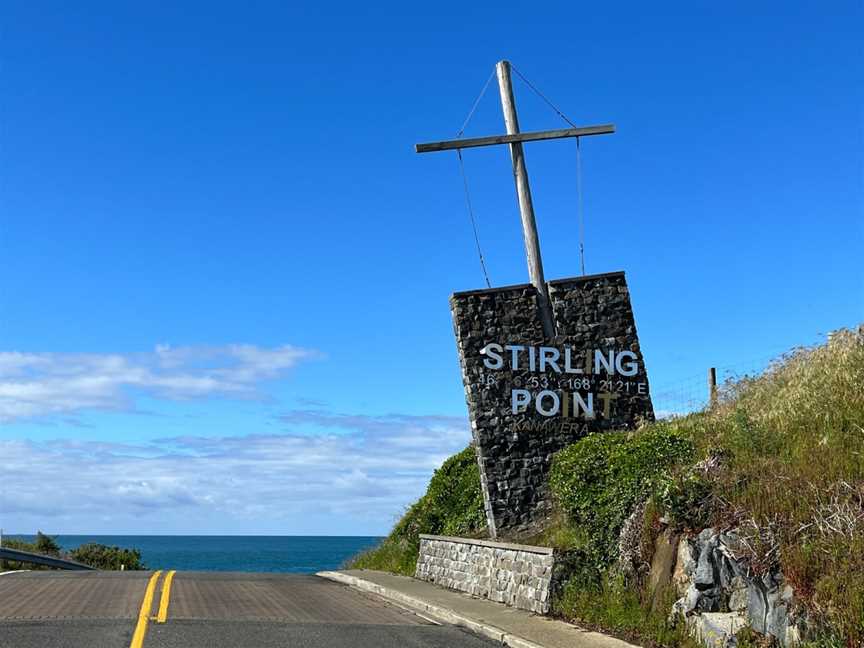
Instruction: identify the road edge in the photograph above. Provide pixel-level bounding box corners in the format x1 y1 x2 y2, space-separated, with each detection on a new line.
317 570 524 646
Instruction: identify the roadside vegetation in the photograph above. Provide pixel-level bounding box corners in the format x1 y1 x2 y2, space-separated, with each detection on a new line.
1 531 63 570
346 446 485 575
349 326 863 646
69 543 146 570
1 532 146 571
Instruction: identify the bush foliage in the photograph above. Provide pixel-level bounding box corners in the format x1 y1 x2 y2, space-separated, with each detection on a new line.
69 543 146 571
549 425 695 569
0 533 145 571
0 531 62 570
34 531 62 557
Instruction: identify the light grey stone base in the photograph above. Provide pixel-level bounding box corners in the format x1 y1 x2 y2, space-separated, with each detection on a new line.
415 534 555 614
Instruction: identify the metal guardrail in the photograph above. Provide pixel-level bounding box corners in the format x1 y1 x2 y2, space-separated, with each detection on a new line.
0 547 96 571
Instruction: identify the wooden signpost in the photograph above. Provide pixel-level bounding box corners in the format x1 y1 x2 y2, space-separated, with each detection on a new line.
416 60 615 338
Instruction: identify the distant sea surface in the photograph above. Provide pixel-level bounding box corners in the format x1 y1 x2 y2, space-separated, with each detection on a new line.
9 535 383 573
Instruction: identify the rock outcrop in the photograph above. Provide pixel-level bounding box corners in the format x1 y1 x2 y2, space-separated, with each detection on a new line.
670 528 803 647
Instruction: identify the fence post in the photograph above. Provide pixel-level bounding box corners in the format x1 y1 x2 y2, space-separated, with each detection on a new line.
708 367 717 408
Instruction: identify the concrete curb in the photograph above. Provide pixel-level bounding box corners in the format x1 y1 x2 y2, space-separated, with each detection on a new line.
317 570 546 648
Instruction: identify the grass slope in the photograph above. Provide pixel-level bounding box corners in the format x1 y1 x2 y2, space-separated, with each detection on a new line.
350 327 863 646
554 328 864 646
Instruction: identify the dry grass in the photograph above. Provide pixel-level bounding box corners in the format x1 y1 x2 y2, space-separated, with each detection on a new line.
553 326 864 646
692 326 864 644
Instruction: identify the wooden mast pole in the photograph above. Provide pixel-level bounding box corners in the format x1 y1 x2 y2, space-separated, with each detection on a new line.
496 60 555 338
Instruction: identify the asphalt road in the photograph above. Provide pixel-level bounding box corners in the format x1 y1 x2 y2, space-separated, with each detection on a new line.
0 571 497 648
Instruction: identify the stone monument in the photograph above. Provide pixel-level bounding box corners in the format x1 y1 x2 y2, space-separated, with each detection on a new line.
416 60 654 538
450 272 653 537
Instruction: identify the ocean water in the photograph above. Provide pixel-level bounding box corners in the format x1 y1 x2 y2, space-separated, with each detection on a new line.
8 535 383 573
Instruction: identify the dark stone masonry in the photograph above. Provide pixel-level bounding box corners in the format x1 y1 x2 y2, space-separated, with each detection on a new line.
450 271 654 538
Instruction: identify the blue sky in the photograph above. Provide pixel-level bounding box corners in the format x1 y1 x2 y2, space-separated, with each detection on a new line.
1 1 861 534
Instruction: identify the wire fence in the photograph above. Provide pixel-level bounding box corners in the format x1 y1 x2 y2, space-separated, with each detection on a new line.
649 351 793 419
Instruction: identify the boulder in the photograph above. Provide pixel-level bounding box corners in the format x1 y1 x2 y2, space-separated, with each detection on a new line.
728 576 749 613
687 612 748 648
670 528 801 647
672 537 696 596
694 533 718 590
747 579 768 634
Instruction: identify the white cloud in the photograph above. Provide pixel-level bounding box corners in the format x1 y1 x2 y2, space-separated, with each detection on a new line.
0 412 472 534
0 345 319 422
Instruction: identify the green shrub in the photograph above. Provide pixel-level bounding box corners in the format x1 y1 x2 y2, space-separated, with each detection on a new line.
549 424 695 570
0 534 145 572
69 543 146 570
0 533 62 570
655 471 714 531
347 445 485 575
0 537 39 571
34 531 61 557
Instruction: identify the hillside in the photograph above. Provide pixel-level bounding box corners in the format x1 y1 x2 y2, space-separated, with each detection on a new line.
349 326 864 647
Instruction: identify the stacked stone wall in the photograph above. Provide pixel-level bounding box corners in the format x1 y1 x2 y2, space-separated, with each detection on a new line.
415 534 555 614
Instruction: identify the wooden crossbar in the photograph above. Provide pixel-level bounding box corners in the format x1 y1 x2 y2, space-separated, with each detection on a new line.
415 124 615 153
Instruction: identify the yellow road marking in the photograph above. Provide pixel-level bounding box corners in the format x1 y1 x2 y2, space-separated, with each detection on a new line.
156 570 176 623
130 570 162 648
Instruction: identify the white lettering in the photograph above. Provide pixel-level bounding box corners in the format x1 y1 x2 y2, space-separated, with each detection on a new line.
481 343 504 370
616 351 638 376
511 389 531 413
594 349 615 375
505 345 525 370
536 390 560 417
563 347 582 374
539 347 561 373
573 392 594 419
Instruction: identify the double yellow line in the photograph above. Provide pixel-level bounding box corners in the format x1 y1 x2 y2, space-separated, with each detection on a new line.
129 570 176 648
